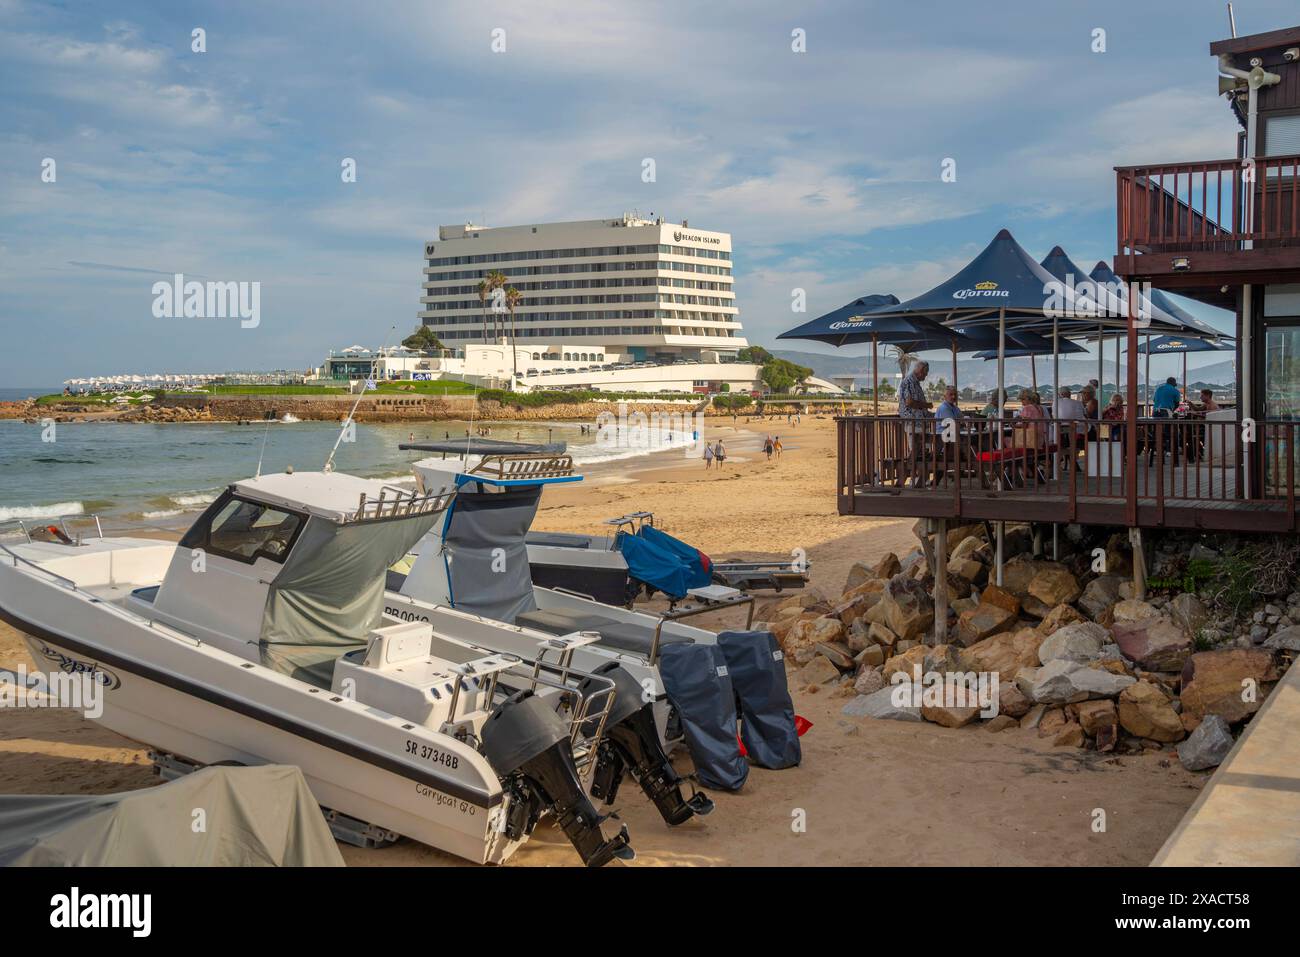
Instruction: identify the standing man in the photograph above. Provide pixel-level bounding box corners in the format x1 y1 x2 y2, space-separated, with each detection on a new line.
899 360 932 484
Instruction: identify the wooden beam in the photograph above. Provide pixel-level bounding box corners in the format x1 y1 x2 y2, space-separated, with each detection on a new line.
932 518 948 648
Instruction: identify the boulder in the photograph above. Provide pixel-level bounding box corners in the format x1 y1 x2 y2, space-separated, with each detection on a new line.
1075 698 1117 736
1018 659 1136 704
843 561 876 594
1078 575 1124 623
875 552 902 580
845 619 871 653
1112 599 1159 624
999 556 1051 597
879 575 934 642
951 534 987 562
979 583 1021 616
843 578 887 603
985 715 1017 732
796 655 841 686
855 644 885 668
814 641 855 671
946 524 984 552
868 622 898 652
1036 602 1088 636
1176 714 1234 771
1053 722 1086 748
955 603 1016 647
923 644 961 676
1019 703 1047 729
832 593 879 630
953 558 985 584
959 627 1042 682
997 681 1033 718
841 684 922 721
882 643 929 683
782 615 845 662
1117 681 1185 742
1027 567 1081 609
1037 621 1110 665
1263 626 1300 652
1038 706 1069 738
1179 649 1279 724
853 667 885 696
1112 617 1191 672
1167 593 1209 639
922 703 980 728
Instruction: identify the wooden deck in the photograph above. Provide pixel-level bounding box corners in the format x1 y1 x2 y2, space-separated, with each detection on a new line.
837 416 1299 533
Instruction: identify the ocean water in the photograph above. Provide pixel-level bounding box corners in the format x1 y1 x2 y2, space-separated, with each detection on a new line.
0 415 715 527
0 387 58 402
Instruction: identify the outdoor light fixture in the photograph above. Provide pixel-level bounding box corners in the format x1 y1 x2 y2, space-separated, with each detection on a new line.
1172 257 1191 271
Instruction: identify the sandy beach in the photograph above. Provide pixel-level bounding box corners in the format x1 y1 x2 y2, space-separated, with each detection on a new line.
0 415 1203 866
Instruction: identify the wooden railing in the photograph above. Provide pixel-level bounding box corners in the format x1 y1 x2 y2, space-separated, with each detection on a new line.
837 415 1300 526
1117 155 1300 256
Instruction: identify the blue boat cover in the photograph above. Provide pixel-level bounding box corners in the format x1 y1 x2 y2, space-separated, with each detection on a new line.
637 525 712 590
717 630 801 769
658 643 747 791
615 529 689 599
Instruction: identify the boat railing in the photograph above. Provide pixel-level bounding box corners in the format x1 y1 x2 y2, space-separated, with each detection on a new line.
469 453 575 480
351 485 455 523
0 540 79 590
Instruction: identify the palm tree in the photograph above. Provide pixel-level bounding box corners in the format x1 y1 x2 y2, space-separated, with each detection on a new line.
476 280 490 343
505 286 523 389
889 345 919 377
485 270 509 339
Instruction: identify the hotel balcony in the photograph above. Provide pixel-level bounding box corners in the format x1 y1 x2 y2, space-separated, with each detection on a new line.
1115 153 1300 303
835 415 1299 534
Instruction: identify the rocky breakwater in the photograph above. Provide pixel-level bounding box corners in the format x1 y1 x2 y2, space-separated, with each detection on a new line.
756 522 1294 773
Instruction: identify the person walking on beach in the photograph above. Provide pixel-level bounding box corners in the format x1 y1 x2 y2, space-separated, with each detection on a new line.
773 436 783 459
714 439 727 469
703 443 714 469
763 435 774 461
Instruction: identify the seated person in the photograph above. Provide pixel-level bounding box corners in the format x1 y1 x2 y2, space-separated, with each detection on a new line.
1198 388 1220 412
981 389 1007 419
1101 393 1126 439
1013 390 1048 446
1152 376 1181 415
934 386 963 423
1054 386 1087 446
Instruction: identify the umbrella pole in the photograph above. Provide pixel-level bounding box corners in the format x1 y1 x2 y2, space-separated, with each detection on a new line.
1115 334 1121 409
1097 322 1104 401
952 342 958 396
1031 356 1037 392
1144 334 1150 414
1183 353 1188 403
996 306 1005 587
872 333 878 417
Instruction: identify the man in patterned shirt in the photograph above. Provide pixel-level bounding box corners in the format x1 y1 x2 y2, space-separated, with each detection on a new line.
898 360 932 483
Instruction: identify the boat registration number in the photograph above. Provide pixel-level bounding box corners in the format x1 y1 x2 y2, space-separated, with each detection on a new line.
406 739 459 769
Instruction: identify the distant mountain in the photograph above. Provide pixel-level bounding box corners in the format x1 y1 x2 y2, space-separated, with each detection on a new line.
773 349 1235 392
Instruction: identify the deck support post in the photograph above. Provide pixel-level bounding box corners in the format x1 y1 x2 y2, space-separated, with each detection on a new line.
995 521 1004 586
932 518 948 647
1052 523 1059 561
1031 523 1044 558
1129 527 1146 601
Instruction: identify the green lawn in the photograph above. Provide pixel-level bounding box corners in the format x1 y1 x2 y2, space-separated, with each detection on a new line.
372 379 480 396
203 384 346 395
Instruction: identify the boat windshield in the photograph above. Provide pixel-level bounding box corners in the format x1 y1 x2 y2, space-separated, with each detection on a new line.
181 492 305 564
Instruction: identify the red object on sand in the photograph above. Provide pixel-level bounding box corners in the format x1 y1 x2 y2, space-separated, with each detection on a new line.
737 715 811 757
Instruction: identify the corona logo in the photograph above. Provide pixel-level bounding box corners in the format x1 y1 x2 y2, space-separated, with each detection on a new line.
974 280 998 290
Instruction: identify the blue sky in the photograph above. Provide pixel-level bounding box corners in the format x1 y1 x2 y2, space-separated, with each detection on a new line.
1 0 1287 387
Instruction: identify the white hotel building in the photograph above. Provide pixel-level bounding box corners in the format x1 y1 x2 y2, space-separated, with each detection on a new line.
418 215 748 364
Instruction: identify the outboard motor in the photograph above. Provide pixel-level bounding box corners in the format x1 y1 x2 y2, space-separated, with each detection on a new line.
480 691 634 867
583 663 714 826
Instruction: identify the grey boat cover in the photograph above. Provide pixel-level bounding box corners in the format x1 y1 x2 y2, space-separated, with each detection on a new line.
717 630 801 770
0 765 344 866
261 511 439 687
443 485 542 622
658 643 748 791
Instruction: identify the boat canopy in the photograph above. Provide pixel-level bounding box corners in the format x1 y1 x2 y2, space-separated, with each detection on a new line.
241 471 452 686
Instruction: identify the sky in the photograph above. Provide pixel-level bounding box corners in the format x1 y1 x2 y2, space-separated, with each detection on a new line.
1 0 1289 388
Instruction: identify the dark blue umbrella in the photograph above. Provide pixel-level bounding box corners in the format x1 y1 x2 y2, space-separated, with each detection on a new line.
1137 335 1233 402
861 230 1122 422
778 294 981 411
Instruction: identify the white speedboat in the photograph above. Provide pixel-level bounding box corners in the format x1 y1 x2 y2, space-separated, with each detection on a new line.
386 440 767 821
0 470 635 866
